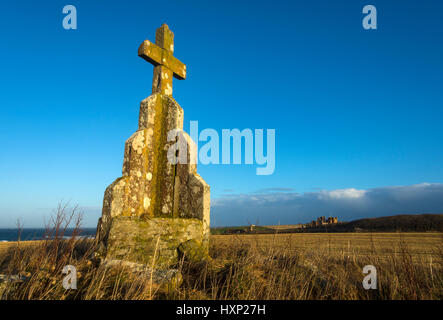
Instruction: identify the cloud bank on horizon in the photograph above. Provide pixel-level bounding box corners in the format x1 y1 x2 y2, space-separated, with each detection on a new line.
3 183 443 228
210 183 443 227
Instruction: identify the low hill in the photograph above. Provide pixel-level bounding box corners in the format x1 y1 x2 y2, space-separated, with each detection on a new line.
211 225 274 235
330 214 443 233
212 214 443 234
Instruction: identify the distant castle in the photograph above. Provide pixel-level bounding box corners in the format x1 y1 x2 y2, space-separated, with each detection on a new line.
309 216 338 228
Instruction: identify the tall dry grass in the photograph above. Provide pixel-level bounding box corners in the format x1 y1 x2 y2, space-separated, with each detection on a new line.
174 233 443 300
0 207 442 300
0 204 163 300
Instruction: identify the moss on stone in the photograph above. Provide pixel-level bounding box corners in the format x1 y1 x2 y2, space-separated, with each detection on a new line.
177 239 210 264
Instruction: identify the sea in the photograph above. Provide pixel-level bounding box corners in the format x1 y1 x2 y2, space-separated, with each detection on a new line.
0 228 97 242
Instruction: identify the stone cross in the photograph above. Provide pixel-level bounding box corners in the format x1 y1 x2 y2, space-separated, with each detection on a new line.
95 24 210 270
138 24 187 96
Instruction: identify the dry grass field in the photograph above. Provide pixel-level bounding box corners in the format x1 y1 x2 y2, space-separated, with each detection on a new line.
0 241 37 256
263 225 302 230
2 232 440 261
0 242 10 256
3 225 441 303
212 232 443 262
1 225 442 300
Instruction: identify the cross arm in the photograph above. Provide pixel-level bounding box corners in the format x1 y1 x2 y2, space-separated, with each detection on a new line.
138 40 186 80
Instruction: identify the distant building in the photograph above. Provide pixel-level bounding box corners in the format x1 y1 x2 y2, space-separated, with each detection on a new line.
309 216 338 227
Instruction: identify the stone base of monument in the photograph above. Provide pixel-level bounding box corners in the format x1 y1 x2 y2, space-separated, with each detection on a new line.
96 216 209 268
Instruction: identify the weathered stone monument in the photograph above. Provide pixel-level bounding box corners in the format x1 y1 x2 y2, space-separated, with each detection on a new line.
95 24 210 269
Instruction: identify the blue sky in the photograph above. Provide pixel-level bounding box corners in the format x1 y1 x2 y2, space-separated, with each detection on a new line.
1 0 443 227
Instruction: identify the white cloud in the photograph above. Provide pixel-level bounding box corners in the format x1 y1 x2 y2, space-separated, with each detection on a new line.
320 188 367 200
